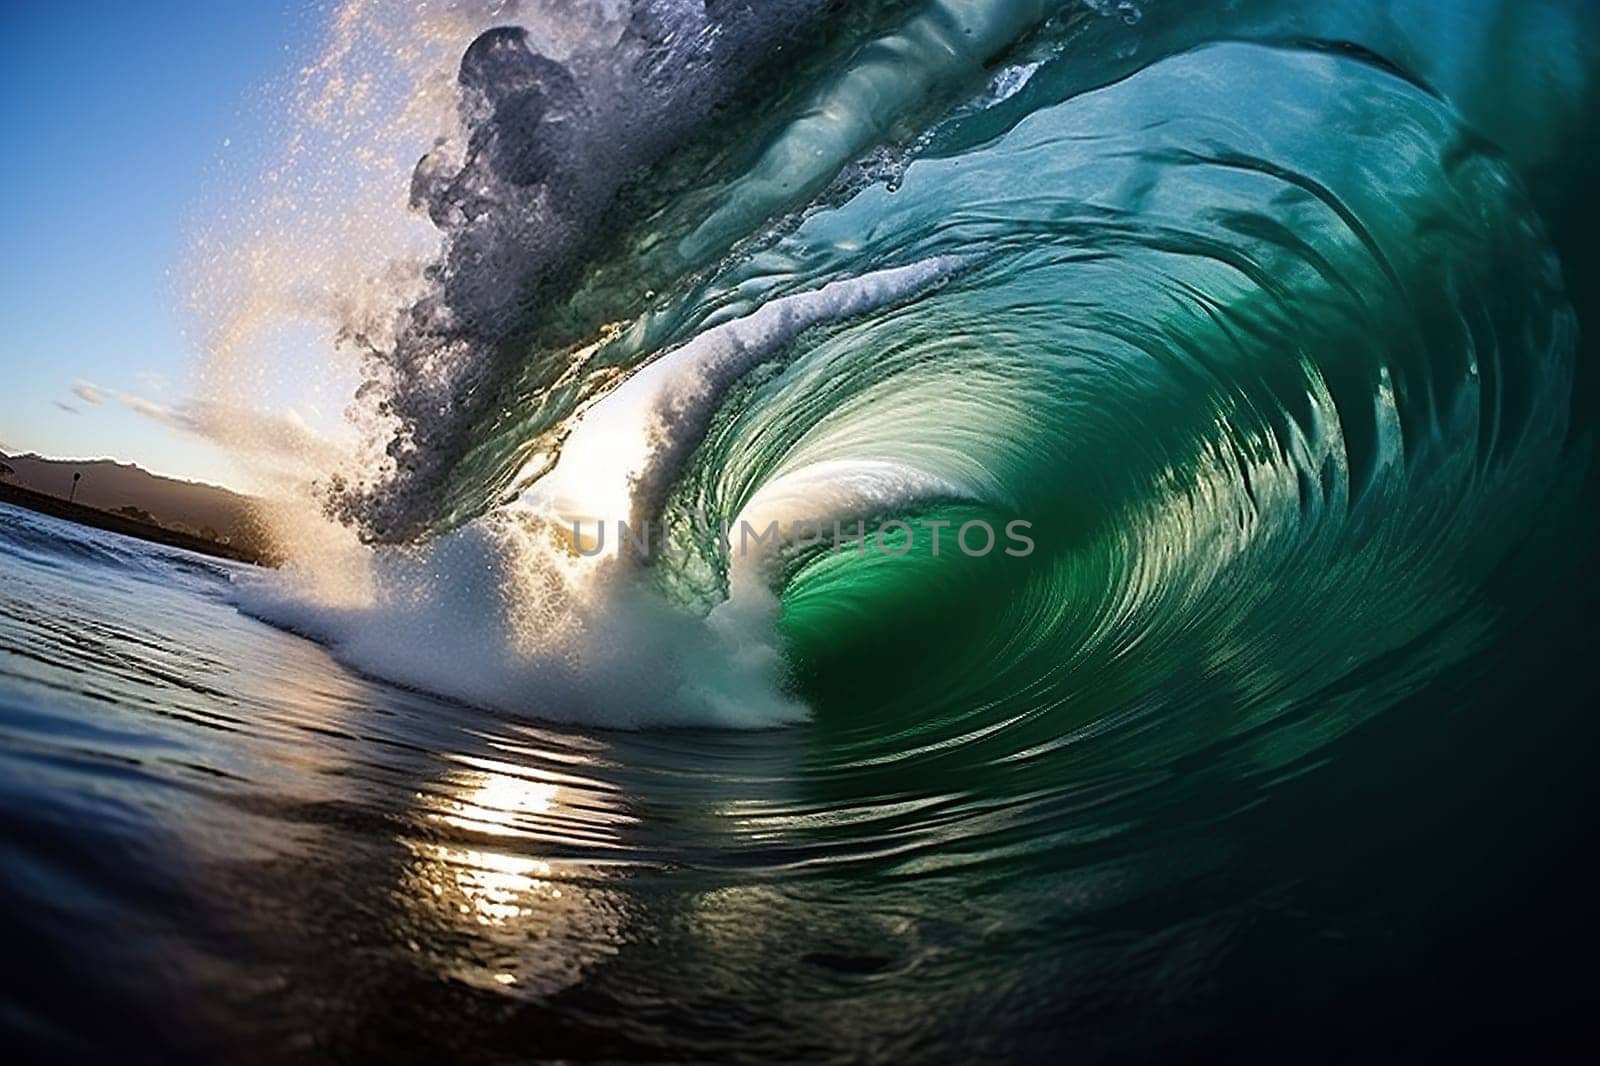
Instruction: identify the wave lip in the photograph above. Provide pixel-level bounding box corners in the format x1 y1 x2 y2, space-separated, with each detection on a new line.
326 1 841 541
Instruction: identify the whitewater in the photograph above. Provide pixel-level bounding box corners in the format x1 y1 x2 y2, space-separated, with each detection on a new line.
5 1 1599 1061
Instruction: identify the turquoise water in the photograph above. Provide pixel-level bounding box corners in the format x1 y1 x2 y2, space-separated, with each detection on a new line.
5 0 1600 1060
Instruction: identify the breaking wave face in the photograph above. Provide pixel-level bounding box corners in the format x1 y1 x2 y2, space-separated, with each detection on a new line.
222 0 1598 779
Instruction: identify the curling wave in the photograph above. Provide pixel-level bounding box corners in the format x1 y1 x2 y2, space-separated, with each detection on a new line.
221 0 1598 861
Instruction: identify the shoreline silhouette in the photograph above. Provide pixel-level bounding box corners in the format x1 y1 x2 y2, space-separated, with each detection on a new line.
0 454 273 565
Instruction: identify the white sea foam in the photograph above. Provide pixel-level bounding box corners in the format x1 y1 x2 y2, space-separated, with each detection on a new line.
626 257 966 526
232 258 962 729
189 1 831 536
231 512 809 729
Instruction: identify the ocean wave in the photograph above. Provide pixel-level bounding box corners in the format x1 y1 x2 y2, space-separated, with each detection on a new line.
222 2 1595 816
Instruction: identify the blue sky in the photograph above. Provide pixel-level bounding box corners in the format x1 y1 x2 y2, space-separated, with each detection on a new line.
0 1 322 488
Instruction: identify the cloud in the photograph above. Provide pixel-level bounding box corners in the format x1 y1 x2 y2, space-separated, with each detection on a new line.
113 390 346 477
70 381 189 431
71 380 109 405
61 376 346 485
120 393 185 426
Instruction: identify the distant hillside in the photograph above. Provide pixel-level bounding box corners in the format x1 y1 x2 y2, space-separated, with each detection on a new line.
0 451 268 551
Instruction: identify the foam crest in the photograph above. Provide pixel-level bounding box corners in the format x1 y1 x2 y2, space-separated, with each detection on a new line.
229 258 959 728
232 512 808 729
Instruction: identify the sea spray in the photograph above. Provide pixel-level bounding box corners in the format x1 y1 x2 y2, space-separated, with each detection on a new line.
229 258 968 727
191 1 1597 761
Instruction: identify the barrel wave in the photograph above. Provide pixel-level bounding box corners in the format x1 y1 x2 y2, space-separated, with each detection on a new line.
222 0 1596 816
1 1 1595 1060
233 0 1590 769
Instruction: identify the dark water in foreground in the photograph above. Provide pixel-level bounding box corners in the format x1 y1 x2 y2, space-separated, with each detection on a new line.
1 499 1596 1063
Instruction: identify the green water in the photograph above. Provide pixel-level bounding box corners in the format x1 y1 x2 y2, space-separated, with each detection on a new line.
400 2 1599 791
336 0 1600 894
8 1 1599 1060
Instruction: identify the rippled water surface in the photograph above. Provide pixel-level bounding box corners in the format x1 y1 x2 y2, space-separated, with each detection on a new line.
3 499 1597 1063
6 0 1600 1060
